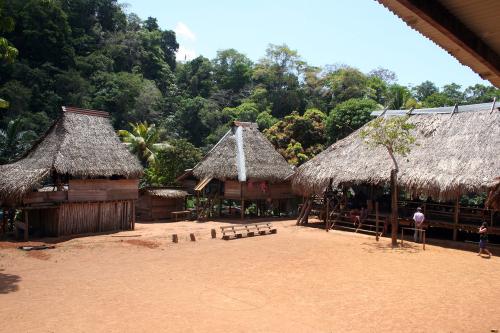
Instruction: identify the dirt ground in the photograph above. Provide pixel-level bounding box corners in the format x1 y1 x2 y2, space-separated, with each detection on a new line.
1 219 499 333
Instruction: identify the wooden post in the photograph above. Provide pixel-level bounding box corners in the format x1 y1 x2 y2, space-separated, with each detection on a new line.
453 197 459 241
24 210 29 241
423 231 426 250
190 233 196 241
172 234 178 243
375 202 379 241
132 201 136 230
1 208 6 235
211 229 216 239
325 198 330 231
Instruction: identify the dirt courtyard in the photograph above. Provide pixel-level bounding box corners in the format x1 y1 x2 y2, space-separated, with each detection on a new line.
1 219 499 333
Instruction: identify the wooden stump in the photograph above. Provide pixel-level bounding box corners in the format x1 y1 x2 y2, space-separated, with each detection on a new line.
211 229 216 239
190 233 196 241
172 234 178 243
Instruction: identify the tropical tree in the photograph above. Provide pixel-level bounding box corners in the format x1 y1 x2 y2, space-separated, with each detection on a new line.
326 98 379 143
360 116 416 246
118 122 168 167
0 118 37 163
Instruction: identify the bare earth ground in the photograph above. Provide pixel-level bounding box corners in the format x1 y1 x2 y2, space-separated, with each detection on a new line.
1 219 499 333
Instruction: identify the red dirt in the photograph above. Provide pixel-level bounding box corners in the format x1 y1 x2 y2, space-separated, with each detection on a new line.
123 239 159 249
25 250 51 261
0 219 499 332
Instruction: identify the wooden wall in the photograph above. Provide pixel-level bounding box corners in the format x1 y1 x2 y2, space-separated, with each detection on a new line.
136 194 185 221
28 201 134 237
68 179 139 202
223 180 294 200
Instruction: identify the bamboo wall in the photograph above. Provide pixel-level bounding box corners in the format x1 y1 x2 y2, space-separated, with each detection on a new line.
27 201 134 237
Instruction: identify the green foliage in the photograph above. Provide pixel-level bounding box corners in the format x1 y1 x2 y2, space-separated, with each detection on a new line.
143 139 202 186
326 98 379 143
412 80 438 101
0 118 37 163
360 115 416 169
118 121 165 166
256 110 278 130
325 67 369 107
264 109 326 165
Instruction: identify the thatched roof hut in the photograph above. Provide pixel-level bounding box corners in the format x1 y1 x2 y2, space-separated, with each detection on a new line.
192 122 294 182
0 106 143 203
293 103 500 201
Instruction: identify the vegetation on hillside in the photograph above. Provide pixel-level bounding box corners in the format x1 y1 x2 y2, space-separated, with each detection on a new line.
0 0 499 185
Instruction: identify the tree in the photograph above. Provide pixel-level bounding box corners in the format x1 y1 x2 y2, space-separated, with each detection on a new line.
386 84 411 109
118 122 167 167
253 44 306 117
213 49 253 93
463 84 500 104
324 67 370 107
143 139 202 186
326 98 379 143
0 118 36 163
412 81 438 101
0 5 18 108
264 109 327 165
360 116 416 246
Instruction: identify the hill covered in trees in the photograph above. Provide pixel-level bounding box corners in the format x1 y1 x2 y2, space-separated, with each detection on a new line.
1 0 499 184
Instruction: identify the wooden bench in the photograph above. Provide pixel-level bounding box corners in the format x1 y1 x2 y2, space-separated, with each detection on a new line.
220 222 277 240
171 210 191 221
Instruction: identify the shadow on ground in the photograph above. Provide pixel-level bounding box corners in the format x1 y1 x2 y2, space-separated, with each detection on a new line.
361 241 421 254
0 269 20 294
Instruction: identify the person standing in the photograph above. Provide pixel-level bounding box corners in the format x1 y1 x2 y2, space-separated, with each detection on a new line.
478 222 492 258
413 207 425 243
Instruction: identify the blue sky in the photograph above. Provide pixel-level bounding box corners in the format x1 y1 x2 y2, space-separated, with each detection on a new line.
122 0 490 89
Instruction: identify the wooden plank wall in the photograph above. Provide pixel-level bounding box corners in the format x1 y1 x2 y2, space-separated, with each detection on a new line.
57 200 133 236
136 194 152 220
223 180 294 200
150 197 184 220
224 180 241 199
23 191 67 205
68 179 139 202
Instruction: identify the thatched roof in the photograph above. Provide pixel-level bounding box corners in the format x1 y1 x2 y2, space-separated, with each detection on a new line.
143 188 188 199
293 103 500 200
192 122 294 182
486 178 500 211
0 107 143 202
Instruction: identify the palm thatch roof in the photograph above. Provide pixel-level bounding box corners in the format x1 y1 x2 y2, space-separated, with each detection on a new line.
192 122 294 182
486 177 500 211
293 103 500 201
0 107 143 202
142 188 188 199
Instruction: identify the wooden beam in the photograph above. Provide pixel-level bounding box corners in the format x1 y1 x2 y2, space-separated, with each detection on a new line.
387 0 500 81
453 197 460 241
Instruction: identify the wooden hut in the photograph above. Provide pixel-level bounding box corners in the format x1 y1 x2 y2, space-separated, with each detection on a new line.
191 121 295 219
136 188 189 221
292 102 500 237
0 107 143 240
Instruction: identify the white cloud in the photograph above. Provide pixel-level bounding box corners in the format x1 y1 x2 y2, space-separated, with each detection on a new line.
174 22 196 41
176 45 197 62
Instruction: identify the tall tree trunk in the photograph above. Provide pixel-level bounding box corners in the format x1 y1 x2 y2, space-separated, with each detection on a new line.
390 169 398 247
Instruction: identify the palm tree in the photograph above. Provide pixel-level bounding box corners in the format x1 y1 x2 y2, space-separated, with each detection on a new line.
118 122 169 167
0 119 37 163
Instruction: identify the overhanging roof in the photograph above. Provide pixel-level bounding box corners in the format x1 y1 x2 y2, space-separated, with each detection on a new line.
377 0 500 87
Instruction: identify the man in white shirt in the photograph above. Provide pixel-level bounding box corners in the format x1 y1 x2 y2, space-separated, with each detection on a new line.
413 207 425 242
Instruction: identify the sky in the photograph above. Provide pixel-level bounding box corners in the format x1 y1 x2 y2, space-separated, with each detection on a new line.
121 0 491 89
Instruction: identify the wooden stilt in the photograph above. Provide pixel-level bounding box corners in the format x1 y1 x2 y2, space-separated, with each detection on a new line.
1 208 6 235
453 197 459 241
325 198 330 231
24 210 29 241
241 198 245 220
375 202 380 241
131 201 136 230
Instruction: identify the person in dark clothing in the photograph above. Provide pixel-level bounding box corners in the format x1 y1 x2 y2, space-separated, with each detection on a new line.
478 222 492 258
